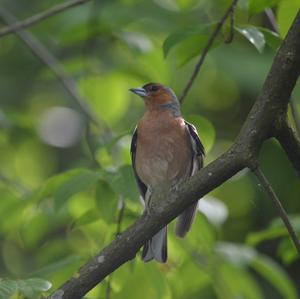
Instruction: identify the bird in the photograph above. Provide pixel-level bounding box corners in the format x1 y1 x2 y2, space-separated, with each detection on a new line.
130 83 204 263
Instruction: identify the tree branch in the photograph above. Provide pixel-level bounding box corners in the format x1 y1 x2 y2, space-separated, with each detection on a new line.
253 166 300 254
179 0 239 103
265 8 300 138
0 0 91 38
47 11 300 298
275 119 300 177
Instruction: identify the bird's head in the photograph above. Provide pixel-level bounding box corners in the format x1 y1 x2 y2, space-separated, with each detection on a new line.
130 83 181 115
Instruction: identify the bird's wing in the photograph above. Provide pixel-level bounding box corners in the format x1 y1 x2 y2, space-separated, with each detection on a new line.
175 121 205 238
185 121 205 173
130 127 147 199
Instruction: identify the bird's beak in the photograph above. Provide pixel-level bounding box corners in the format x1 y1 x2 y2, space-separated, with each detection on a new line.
129 87 147 98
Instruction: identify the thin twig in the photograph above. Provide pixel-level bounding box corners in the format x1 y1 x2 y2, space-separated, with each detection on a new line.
0 7 106 129
106 198 126 299
253 166 300 255
179 0 239 103
265 8 300 137
224 9 235 43
184 243 233 299
0 0 91 38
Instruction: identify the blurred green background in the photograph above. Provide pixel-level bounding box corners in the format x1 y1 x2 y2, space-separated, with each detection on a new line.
0 0 300 298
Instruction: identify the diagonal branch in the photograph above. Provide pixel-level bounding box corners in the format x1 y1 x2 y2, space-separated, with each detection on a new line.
47 10 300 299
0 0 91 38
275 119 300 177
265 8 300 138
253 166 300 254
179 0 239 103
0 7 107 131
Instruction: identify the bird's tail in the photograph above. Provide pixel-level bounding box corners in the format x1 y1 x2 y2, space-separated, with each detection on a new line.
141 226 167 263
175 201 198 238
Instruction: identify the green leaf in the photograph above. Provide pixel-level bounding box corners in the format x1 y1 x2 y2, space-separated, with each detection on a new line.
175 34 211 67
217 262 264 299
100 130 132 151
271 215 300 230
163 28 204 57
246 226 286 246
0 278 51 299
247 215 300 246
54 170 102 210
251 255 297 299
259 27 282 50
184 213 216 250
0 189 28 233
79 74 130 125
277 0 300 37
235 26 266 53
278 238 298 265
248 0 281 15
104 165 139 201
0 279 17 299
72 209 101 228
95 180 118 223
163 24 220 67
30 256 84 277
33 168 88 202
113 262 170 299
17 278 52 298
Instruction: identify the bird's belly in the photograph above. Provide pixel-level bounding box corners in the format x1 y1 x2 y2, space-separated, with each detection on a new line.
136 135 191 187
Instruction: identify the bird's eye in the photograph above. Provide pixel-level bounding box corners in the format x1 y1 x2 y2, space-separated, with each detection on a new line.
151 85 159 92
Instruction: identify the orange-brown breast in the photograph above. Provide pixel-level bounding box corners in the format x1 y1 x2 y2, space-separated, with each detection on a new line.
135 110 192 188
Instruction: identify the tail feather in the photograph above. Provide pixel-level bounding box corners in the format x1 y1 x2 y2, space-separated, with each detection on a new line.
175 201 198 238
141 226 167 263
141 240 154 262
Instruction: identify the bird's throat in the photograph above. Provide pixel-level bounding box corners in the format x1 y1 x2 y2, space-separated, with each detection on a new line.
158 101 181 117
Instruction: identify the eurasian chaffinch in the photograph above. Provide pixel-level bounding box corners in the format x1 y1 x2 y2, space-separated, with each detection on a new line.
130 83 204 263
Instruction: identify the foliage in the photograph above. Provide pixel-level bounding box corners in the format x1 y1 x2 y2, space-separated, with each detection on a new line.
0 0 299 298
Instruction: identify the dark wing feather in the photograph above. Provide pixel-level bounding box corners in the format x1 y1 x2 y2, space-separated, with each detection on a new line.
185 121 205 169
185 121 205 156
175 121 205 238
130 127 147 199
